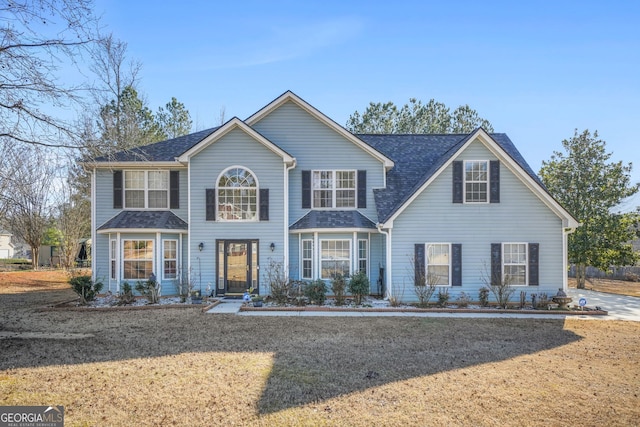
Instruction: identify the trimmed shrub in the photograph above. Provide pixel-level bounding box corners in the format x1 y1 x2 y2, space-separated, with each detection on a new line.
456 291 471 308
348 270 370 305
304 279 328 305
437 287 450 307
478 287 490 307
331 274 347 306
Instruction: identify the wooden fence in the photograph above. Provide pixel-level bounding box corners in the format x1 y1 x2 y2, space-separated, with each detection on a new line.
568 265 640 280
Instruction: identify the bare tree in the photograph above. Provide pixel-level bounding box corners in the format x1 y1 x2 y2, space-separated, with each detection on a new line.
0 145 56 268
0 0 99 149
53 176 90 269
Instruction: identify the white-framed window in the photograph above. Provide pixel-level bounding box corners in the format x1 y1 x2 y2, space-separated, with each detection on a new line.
312 170 356 208
123 240 154 280
358 239 368 274
301 239 313 279
503 243 527 286
217 167 257 221
163 240 178 280
426 243 451 286
124 170 169 209
110 239 116 280
321 239 351 279
464 160 488 203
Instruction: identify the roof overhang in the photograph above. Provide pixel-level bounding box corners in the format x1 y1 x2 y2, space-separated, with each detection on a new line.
177 117 295 164
246 91 395 171
380 128 580 229
98 228 189 235
85 161 184 170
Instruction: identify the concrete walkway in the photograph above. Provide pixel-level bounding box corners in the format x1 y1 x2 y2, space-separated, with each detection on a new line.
206 290 640 321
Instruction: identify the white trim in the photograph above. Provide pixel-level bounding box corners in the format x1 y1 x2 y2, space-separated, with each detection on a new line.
98 228 188 235
301 238 314 280
426 242 452 287
319 238 352 280
91 168 96 284
161 238 179 281
463 160 490 204
177 117 295 164
91 161 183 168
289 227 378 234
502 242 528 286
215 165 259 222
380 128 580 229
284 160 296 270
311 170 357 209
245 91 394 170
358 238 369 276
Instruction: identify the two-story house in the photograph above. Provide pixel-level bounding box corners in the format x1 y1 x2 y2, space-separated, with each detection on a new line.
90 91 579 302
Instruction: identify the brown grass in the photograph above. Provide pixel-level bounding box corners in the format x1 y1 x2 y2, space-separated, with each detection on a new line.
568 277 640 297
1 272 639 426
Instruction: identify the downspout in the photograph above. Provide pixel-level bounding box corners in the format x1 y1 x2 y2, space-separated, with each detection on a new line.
91 167 96 284
377 224 392 299
562 225 577 291
283 159 297 270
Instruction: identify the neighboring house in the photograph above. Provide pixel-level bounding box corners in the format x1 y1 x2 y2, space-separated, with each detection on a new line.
0 230 15 259
89 91 579 301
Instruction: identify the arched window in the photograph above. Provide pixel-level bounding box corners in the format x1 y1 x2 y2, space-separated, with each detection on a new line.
217 167 257 221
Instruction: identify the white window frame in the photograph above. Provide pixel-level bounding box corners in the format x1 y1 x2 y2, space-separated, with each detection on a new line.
122 240 155 280
312 170 356 209
463 160 489 204
162 239 178 281
301 239 313 280
124 170 169 209
110 239 116 280
426 243 451 286
358 239 368 274
502 242 528 286
216 166 258 222
320 239 351 279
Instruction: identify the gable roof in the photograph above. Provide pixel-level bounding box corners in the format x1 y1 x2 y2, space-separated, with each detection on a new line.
94 127 219 163
360 129 579 228
246 90 394 170
176 117 295 164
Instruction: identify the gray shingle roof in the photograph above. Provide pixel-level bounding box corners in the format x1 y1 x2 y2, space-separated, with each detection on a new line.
290 211 377 230
98 211 188 231
95 127 219 162
358 131 545 223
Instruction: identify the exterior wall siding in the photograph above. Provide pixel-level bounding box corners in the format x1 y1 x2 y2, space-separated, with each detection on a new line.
389 140 564 303
251 101 384 224
188 127 286 295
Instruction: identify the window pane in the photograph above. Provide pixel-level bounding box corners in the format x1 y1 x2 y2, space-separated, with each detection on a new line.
123 240 154 280
321 240 350 279
465 161 488 202
218 168 257 220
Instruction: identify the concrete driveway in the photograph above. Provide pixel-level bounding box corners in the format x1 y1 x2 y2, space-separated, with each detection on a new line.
566 288 640 321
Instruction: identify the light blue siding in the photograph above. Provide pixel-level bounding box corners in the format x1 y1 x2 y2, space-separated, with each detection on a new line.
188 127 286 294
389 140 564 303
251 101 384 224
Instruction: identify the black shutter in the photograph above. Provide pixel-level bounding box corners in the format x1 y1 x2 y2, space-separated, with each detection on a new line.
357 170 367 208
452 244 462 286
490 160 500 203
414 244 425 286
206 189 216 221
302 170 311 209
491 243 502 286
259 188 269 221
113 170 123 209
170 171 180 209
452 161 463 203
529 243 539 286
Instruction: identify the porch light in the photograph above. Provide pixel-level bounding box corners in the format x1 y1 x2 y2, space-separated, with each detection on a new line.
198 242 204 251
270 242 275 252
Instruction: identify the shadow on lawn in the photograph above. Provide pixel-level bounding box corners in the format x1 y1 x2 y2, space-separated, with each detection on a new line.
0 301 582 414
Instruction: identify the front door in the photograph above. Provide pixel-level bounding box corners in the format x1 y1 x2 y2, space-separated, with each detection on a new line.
217 240 258 295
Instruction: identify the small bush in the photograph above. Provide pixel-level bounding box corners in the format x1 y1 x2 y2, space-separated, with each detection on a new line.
135 277 160 304
264 260 292 305
348 270 370 305
624 272 639 282
531 292 550 309
331 274 347 306
118 282 135 305
304 279 328 305
69 275 103 305
437 287 450 307
456 291 471 308
478 287 490 307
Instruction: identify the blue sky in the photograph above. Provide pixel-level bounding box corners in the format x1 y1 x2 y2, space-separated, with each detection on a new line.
95 0 639 210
